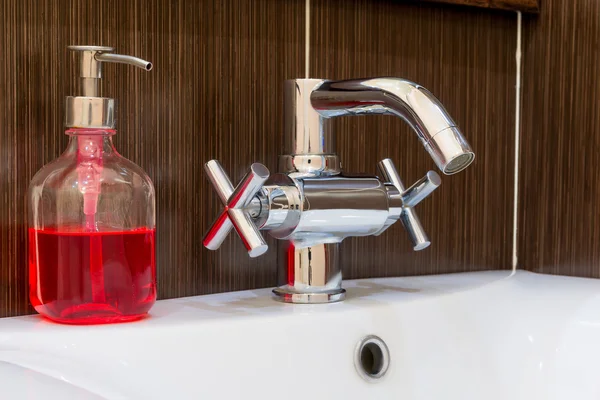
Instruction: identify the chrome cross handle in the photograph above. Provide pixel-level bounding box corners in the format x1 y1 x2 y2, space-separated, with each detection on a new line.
378 159 441 251
203 160 270 257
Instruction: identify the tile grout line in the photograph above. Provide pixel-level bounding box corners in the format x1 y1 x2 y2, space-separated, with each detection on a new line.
305 0 310 78
511 11 522 273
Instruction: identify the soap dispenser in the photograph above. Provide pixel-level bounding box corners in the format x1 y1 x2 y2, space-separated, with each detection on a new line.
28 46 156 324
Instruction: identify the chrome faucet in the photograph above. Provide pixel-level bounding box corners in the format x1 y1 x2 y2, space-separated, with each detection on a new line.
203 78 474 304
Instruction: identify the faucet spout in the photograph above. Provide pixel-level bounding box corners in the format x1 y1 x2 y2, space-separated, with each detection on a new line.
286 78 475 175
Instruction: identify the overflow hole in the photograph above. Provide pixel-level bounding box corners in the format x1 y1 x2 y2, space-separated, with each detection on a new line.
354 335 390 382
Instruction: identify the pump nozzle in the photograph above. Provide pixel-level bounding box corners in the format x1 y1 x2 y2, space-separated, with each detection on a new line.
65 45 152 128
94 53 153 71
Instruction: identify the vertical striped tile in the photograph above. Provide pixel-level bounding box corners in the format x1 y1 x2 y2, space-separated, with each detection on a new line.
311 0 517 278
0 0 304 317
519 0 600 277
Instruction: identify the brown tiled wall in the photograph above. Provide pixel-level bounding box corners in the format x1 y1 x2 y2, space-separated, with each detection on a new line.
0 0 305 317
519 0 600 277
311 0 517 279
0 0 517 317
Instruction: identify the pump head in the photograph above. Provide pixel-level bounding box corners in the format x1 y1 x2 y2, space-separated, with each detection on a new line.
65 45 152 129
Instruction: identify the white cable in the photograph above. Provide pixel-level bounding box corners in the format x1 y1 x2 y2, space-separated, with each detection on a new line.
305 0 310 78
511 11 522 273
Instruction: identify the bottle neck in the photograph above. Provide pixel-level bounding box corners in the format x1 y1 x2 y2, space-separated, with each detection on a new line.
64 128 118 157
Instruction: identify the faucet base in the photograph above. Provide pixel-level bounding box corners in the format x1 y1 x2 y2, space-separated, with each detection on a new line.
272 287 346 304
276 242 344 304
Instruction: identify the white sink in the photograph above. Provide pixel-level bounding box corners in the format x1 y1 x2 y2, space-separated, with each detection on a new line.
1 270 600 399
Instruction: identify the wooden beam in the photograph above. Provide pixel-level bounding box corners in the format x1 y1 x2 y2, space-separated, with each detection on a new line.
419 0 540 13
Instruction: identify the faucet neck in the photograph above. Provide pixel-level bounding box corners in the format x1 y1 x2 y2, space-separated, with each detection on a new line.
283 79 333 155
282 79 340 176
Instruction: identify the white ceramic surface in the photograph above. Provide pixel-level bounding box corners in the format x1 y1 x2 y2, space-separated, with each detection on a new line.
1 270 600 399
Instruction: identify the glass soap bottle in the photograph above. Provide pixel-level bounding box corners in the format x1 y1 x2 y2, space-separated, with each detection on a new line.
28 46 156 324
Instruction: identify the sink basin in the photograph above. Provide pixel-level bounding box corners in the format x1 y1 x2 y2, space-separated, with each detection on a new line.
1 270 600 399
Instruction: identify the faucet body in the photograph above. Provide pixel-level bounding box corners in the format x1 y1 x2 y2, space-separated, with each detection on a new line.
203 78 474 304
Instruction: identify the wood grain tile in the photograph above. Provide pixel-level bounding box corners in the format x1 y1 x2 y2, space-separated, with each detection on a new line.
519 0 600 277
0 0 304 317
0 0 522 318
311 0 517 279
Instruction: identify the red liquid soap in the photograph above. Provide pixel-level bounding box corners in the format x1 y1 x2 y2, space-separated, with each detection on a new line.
29 228 156 324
